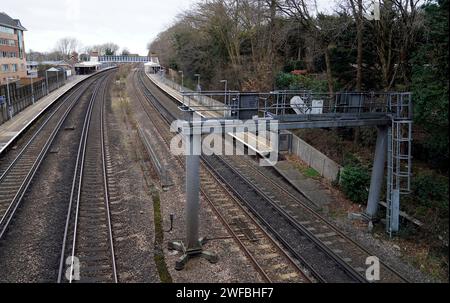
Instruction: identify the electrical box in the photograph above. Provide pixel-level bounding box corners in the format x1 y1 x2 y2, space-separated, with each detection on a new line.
389 190 400 233
311 99 324 114
336 93 363 113
239 94 259 120
279 131 292 152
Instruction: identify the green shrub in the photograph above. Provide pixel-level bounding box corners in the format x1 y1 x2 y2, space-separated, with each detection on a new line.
340 165 370 204
342 152 361 167
283 60 307 72
275 72 329 92
412 173 449 215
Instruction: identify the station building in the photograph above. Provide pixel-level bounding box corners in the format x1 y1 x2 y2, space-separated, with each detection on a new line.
0 12 27 85
144 56 161 74
74 61 102 75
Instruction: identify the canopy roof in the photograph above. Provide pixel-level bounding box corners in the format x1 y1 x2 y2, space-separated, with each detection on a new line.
74 61 102 68
144 61 160 67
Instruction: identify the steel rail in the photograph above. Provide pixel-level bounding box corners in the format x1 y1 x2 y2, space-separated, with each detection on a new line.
0 77 100 240
230 155 410 283
57 72 118 283
204 154 366 282
133 70 311 283
136 69 409 283
57 76 102 283
100 73 118 283
137 71 339 281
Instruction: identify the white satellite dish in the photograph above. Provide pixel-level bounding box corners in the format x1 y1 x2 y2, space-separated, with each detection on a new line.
290 96 307 115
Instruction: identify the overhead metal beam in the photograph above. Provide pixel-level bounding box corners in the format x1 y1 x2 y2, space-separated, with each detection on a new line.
176 117 391 135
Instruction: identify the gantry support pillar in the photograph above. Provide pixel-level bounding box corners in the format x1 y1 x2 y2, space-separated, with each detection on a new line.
168 125 218 270
365 126 388 219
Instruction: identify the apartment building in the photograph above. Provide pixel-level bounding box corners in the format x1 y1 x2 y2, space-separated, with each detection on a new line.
0 12 27 85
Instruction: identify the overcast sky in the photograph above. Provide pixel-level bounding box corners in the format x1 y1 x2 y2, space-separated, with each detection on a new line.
3 0 334 56
2 0 197 55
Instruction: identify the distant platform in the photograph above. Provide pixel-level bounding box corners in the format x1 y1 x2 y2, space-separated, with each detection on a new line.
0 67 115 155
146 73 222 119
146 72 275 156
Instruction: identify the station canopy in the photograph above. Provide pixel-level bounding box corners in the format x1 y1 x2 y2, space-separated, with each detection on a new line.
144 61 160 67
74 61 102 68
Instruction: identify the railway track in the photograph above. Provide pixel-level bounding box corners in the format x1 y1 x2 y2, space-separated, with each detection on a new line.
202 154 362 282
0 76 102 241
58 72 117 283
136 69 409 283
132 69 311 283
224 154 408 283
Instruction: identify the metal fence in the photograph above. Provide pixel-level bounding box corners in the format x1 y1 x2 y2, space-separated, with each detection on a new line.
0 75 65 125
154 70 412 122
174 89 412 122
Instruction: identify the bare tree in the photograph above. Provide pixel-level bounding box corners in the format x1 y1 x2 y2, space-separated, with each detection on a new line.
277 0 313 26
103 43 120 56
348 0 364 91
277 0 350 94
87 43 120 56
55 37 80 59
367 0 422 90
121 48 131 56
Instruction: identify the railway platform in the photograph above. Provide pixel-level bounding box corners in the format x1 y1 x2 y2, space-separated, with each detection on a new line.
145 72 275 156
0 68 113 155
146 73 222 118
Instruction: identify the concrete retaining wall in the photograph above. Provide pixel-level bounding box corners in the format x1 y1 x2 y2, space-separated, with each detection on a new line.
290 133 342 182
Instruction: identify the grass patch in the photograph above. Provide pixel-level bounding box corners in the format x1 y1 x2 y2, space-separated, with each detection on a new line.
303 167 320 179
151 186 172 283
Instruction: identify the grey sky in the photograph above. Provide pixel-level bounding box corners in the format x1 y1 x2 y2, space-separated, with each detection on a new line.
2 0 334 56
2 0 197 55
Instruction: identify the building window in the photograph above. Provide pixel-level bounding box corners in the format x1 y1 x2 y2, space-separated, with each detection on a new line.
17 30 24 59
0 38 16 46
2 64 10 72
0 52 17 58
12 64 18 72
0 25 14 35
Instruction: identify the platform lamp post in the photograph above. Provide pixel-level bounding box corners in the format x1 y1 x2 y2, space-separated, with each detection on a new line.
6 77 14 119
220 79 228 105
178 70 184 91
194 74 201 92
30 72 35 104
56 69 59 88
60 68 66 86
45 70 49 95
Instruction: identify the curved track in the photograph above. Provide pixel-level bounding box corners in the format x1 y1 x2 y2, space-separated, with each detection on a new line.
131 69 311 283
135 68 409 283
